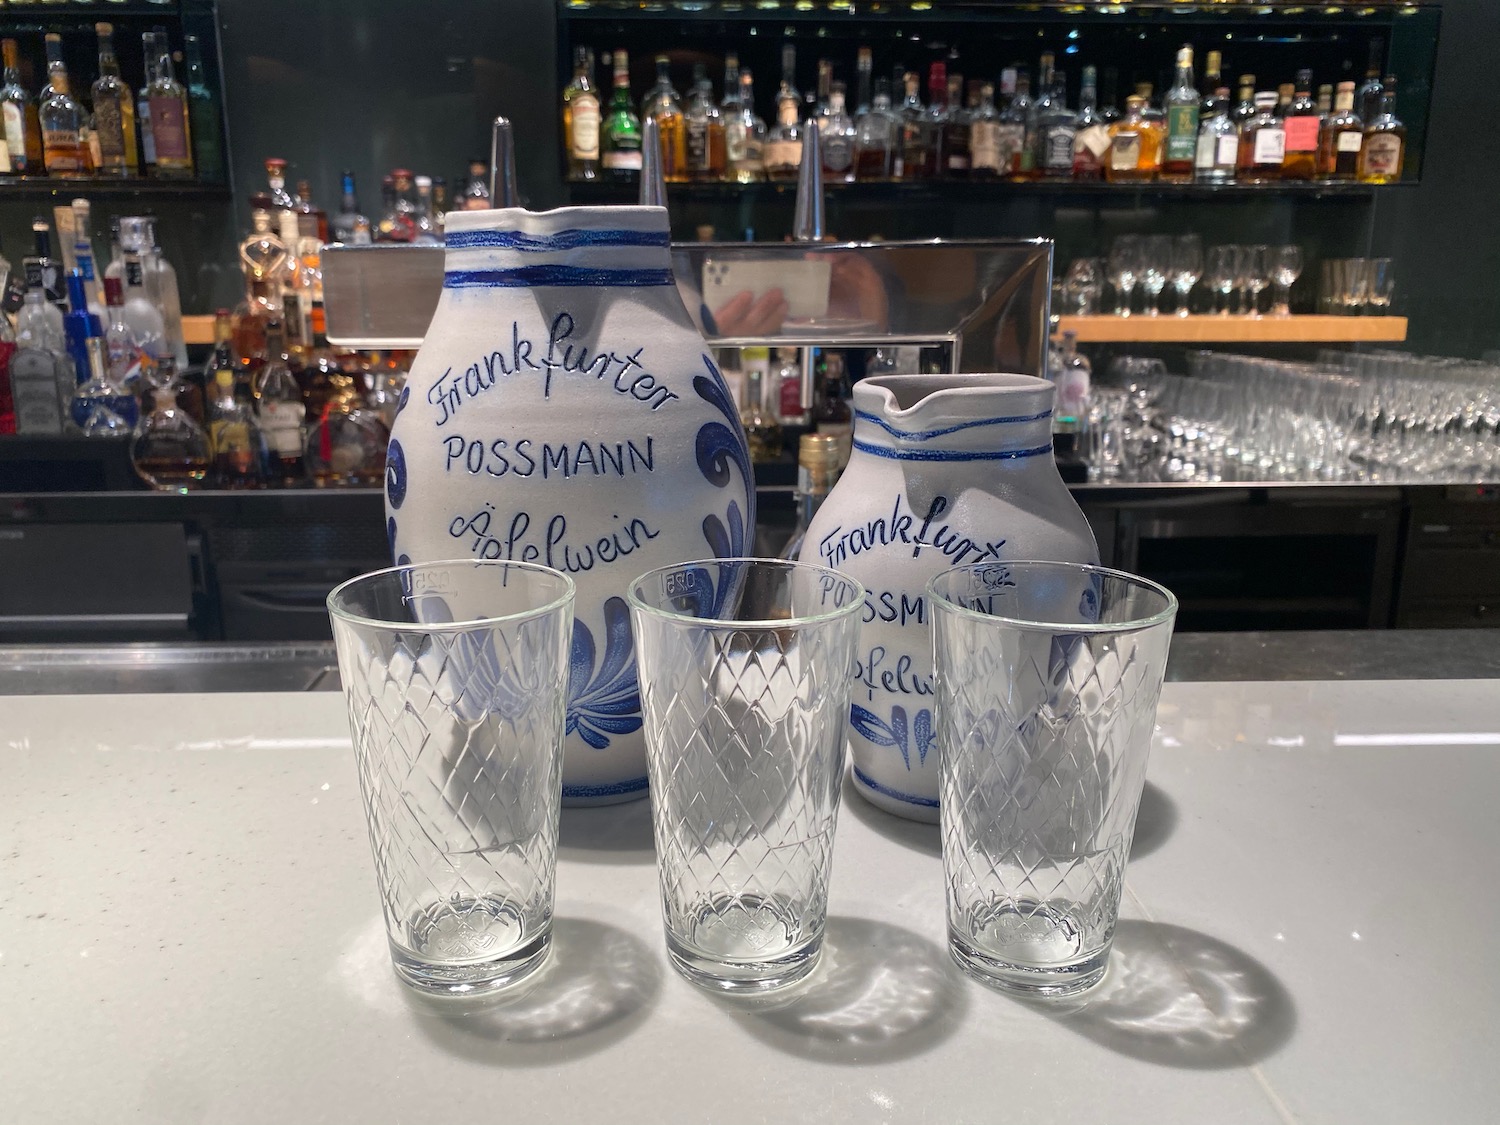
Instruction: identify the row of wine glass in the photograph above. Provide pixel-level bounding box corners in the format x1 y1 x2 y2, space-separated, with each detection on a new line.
1061 236 1309 317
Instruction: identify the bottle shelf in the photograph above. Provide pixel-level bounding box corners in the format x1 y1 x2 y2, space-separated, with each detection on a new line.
564 178 1408 205
0 177 231 201
1054 313 1408 344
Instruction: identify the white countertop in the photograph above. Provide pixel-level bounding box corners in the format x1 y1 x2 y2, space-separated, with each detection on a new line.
3 679 1498 1124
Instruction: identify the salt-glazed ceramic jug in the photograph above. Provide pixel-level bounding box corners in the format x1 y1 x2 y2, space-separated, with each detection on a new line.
385 205 755 804
799 373 1097 823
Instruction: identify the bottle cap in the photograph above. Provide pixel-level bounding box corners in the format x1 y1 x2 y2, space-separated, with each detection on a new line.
104 277 123 306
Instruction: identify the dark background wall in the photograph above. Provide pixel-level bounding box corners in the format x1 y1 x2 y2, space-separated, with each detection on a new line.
0 0 1493 357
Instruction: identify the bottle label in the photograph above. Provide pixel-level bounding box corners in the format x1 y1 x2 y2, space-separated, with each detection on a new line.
778 374 805 422
283 293 303 343
823 135 853 173
1337 130 1364 153
1362 134 1402 175
94 98 126 163
686 118 710 170
1216 133 1239 168
1109 131 1141 170
995 123 1026 170
42 130 85 173
125 258 145 287
1284 115 1319 153
138 94 156 163
1194 130 1216 169
763 138 801 170
1 102 23 157
603 148 642 171
1252 125 1285 165
1165 105 1200 161
149 96 190 163
1043 126 1075 171
1077 123 1112 160
571 97 600 160
969 121 1000 170
258 399 305 455
726 121 748 162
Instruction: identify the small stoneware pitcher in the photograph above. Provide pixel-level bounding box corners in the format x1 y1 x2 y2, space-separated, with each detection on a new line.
799 373 1097 822
386 205 755 804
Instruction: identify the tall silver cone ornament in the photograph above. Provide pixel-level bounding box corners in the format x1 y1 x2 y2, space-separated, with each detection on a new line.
490 117 520 207
793 117 826 242
639 114 667 208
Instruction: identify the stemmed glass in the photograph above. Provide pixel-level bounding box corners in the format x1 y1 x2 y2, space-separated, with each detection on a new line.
1206 245 1235 315
1107 235 1142 317
1238 244 1270 316
1140 234 1172 316
1063 257 1105 314
1270 245 1303 317
1170 235 1203 317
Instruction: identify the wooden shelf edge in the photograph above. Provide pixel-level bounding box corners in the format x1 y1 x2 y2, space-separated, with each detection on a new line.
1054 314 1408 344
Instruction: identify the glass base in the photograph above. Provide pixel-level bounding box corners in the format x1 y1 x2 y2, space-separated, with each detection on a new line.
390 928 552 997
949 930 1109 997
666 932 822 994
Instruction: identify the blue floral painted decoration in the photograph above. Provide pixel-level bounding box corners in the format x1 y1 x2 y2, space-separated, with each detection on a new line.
850 704 935 771
386 438 407 509
567 596 643 751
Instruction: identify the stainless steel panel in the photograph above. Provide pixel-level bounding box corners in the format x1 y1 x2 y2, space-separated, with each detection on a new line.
321 244 445 348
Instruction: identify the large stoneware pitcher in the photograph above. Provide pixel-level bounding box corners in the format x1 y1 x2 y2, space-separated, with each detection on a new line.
799 373 1097 823
386 206 755 804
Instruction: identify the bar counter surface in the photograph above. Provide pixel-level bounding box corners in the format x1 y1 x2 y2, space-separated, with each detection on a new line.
2 636 1498 1123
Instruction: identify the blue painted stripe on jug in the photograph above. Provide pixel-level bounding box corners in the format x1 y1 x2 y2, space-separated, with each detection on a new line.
852 439 1054 462
852 764 941 809
854 408 1053 441
446 227 670 251
444 265 676 289
562 775 650 799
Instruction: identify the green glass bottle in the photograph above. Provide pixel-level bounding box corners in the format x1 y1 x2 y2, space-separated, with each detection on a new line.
184 36 224 181
601 50 642 182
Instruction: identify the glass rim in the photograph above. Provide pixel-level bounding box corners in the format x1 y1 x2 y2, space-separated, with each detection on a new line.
626 556 867 629
926 560 1178 634
326 558 575 633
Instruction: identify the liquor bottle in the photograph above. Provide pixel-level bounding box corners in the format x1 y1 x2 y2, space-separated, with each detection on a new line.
253 319 307 485
853 78 896 181
1136 83 1161 123
725 69 765 184
15 270 73 423
1281 69 1319 181
563 45 600 182
91 23 137 177
1105 94 1162 182
1318 81 1363 181
764 73 804 182
739 356 781 462
459 160 490 209
62 270 102 389
119 232 167 365
102 276 144 394
778 433 841 561
239 200 288 340
940 70 971 178
644 55 688 183
1039 71 1077 180
1194 87 1238 184
1072 66 1109 181
276 205 309 348
684 66 725 182
774 348 806 426
1316 84 1333 119
1232 75 1257 125
896 70 935 180
205 312 264 488
1238 92 1285 183
430 177 448 231
854 47 873 117
1028 53 1057 177
25 217 65 308
71 334 137 437
1099 66 1121 124
148 34 194 179
6 303 70 436
264 157 295 212
1358 39 1385 124
969 81 1002 179
376 168 418 242
1 39 43 175
779 44 803 116
131 352 211 487
814 57 833 118
1201 51 1225 117
294 180 329 242
305 372 389 487
69 199 104 317
412 176 440 244
811 352 852 469
821 80 856 183
39 35 87 177
183 35 224 181
1162 45 1200 181
998 69 1033 180
1276 83 1295 118
1357 76 1405 185
137 32 158 174
602 50 642 181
